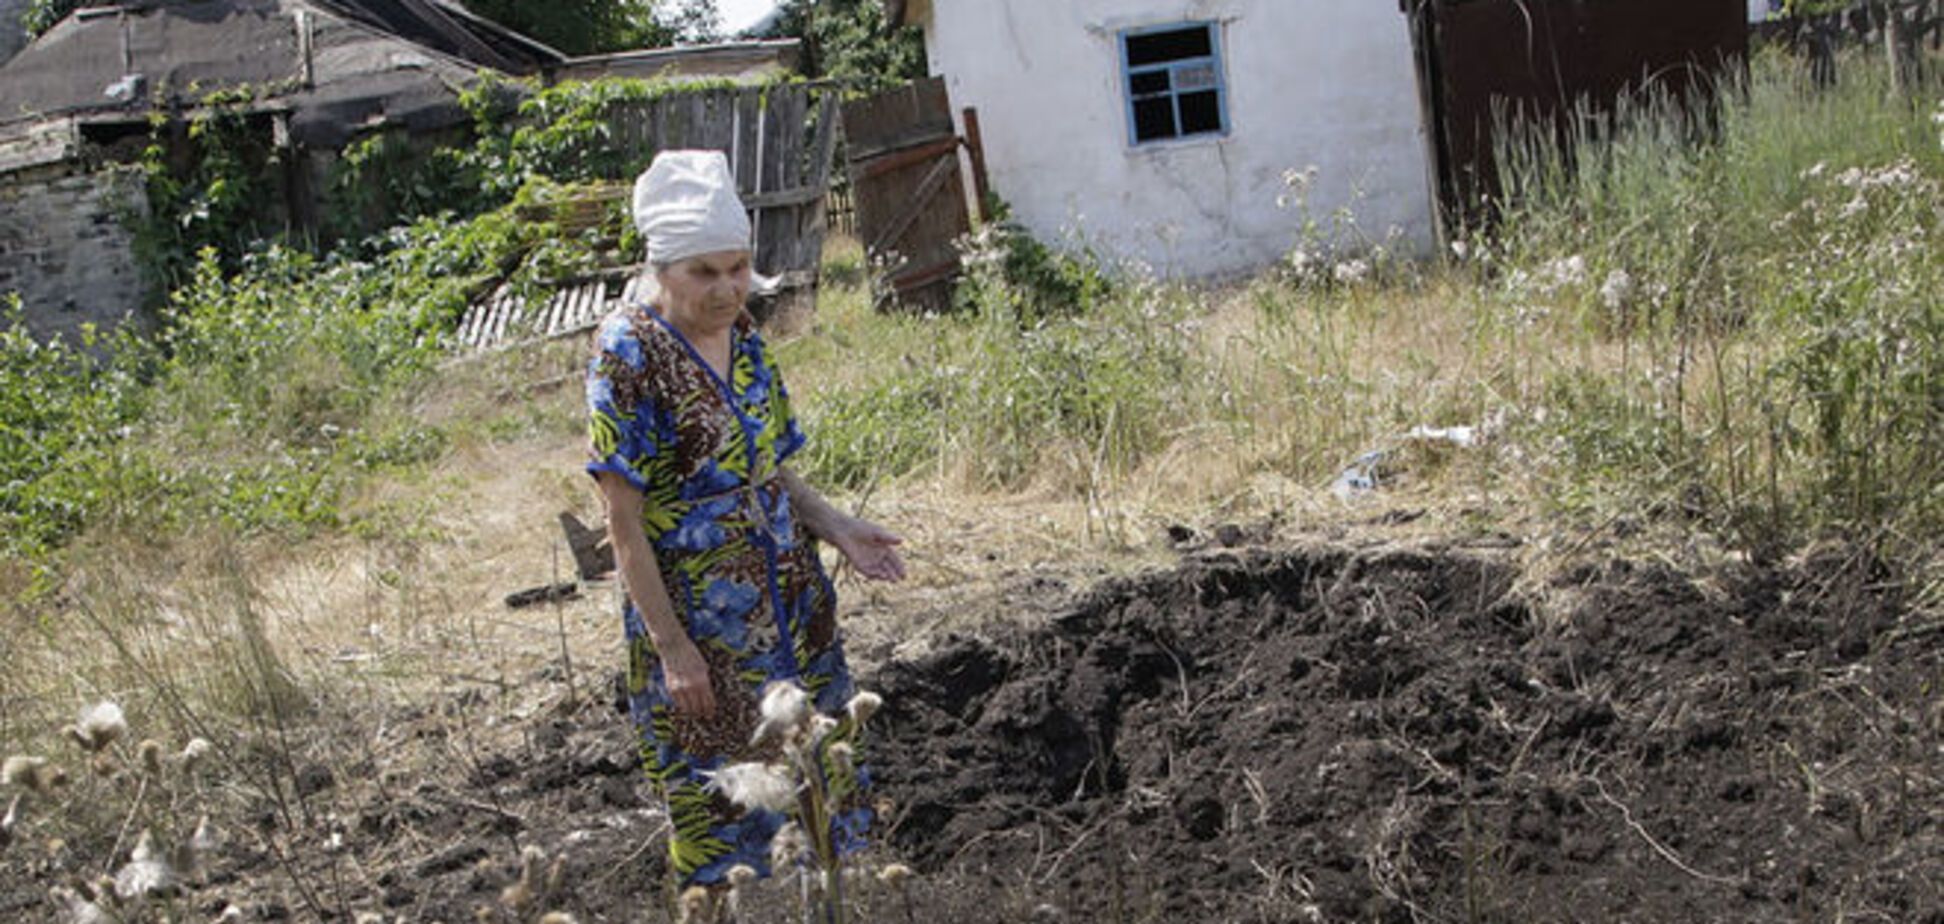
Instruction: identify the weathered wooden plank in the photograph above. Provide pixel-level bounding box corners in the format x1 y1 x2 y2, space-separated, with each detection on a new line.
867 153 957 255
545 287 569 337
843 77 956 160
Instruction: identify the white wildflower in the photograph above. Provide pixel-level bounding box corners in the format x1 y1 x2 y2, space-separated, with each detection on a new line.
703 763 797 813
1331 259 1370 286
1286 246 1319 279
1449 239 1470 261
114 829 179 900
877 863 914 886
1541 254 1587 290
846 691 883 727
77 702 127 752
1839 194 1869 220
1599 269 1636 312
1801 161 1828 180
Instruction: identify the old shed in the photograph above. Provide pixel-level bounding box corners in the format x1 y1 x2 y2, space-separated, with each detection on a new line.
0 0 556 342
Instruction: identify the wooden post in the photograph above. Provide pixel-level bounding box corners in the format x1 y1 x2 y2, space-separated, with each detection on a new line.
960 106 993 224
1886 2 1907 96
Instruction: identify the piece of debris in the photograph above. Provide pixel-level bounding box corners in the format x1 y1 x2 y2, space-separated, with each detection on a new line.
507 583 582 609
558 512 616 580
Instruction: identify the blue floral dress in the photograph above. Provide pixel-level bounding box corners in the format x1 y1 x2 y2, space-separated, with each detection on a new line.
586 304 871 885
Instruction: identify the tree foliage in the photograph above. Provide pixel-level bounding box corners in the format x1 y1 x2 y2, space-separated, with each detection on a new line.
456 0 671 55
21 0 81 37
767 0 925 91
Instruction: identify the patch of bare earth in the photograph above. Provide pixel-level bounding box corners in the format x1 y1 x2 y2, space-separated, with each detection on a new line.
3 528 1937 923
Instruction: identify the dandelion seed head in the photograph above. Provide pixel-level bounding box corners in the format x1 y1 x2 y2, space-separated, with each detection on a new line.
846 691 882 727
52 886 110 924
1 756 47 791
827 742 855 773
759 682 809 727
752 682 811 745
78 702 126 752
770 821 805 870
677 886 713 924
703 762 796 813
180 738 213 773
728 864 758 889
878 863 914 886
115 829 179 900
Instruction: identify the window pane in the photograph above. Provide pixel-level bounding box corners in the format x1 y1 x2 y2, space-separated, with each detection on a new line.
1178 91 1222 135
1129 70 1170 95
1174 61 1219 92
1133 96 1178 142
1126 25 1212 67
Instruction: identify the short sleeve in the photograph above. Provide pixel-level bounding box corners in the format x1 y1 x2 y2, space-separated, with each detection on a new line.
585 316 661 493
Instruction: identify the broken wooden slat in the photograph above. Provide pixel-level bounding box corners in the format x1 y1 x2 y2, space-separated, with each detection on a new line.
868 153 958 256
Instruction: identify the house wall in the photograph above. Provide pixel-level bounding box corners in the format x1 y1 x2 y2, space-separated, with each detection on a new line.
0 165 152 343
920 0 1435 279
0 0 27 66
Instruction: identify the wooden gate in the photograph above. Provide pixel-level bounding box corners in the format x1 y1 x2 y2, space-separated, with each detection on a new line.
842 77 972 313
456 83 841 351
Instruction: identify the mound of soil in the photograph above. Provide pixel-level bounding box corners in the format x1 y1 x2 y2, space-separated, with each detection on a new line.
870 544 1943 922
3 541 1936 923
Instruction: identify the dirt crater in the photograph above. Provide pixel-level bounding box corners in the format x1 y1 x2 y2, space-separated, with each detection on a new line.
870 543 1942 923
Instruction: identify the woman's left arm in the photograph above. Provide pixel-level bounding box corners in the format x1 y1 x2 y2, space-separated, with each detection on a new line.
779 466 907 582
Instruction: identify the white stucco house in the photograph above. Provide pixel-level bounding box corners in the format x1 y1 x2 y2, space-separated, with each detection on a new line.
887 0 1439 280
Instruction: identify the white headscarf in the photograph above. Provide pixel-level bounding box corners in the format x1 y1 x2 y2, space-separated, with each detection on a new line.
632 150 751 266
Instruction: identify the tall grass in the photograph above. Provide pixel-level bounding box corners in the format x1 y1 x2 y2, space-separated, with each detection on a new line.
791 49 1943 562
1486 49 1943 549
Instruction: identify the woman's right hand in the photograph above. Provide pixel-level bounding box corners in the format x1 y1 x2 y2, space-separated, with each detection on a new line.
656 634 717 719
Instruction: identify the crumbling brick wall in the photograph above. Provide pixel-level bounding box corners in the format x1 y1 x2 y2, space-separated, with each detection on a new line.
0 164 153 344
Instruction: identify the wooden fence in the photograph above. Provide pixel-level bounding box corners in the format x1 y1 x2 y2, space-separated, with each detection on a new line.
455 82 841 352
1754 0 1943 88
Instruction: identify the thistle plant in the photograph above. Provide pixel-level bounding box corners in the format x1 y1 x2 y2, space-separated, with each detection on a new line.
2 701 229 923
701 683 889 924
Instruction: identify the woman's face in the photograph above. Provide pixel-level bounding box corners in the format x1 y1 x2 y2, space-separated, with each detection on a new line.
657 250 751 332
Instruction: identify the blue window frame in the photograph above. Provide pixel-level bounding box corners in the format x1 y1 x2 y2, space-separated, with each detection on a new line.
1119 22 1228 146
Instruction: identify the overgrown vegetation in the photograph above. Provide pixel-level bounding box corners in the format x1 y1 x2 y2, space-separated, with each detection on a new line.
787 49 1943 563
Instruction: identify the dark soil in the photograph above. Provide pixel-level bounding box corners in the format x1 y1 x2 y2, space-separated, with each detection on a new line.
4 542 1939 923
870 544 1944 923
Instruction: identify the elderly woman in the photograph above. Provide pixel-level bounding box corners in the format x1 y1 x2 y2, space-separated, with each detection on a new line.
587 151 906 886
